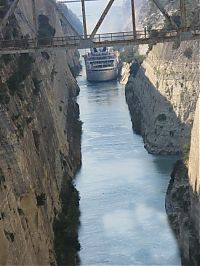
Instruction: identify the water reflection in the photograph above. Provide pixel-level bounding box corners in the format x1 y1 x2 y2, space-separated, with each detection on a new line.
76 72 180 265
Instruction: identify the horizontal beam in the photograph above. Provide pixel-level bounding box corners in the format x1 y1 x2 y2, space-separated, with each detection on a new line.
57 0 99 3
0 28 199 54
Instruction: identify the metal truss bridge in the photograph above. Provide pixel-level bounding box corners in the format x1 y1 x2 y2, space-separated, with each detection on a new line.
0 0 199 55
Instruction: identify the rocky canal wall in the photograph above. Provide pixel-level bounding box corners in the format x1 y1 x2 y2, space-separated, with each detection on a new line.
0 0 82 265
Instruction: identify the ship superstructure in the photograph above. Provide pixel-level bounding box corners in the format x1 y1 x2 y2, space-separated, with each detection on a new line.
83 47 118 82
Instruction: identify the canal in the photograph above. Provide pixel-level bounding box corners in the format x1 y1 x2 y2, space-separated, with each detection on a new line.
75 67 180 265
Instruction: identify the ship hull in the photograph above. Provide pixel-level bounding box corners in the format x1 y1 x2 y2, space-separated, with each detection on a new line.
86 68 118 82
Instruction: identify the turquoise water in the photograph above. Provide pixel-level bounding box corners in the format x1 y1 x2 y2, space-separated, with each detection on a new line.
75 69 180 265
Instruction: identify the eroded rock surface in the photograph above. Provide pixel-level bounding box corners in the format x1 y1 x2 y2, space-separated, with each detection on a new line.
166 97 200 265
125 41 200 154
0 0 82 265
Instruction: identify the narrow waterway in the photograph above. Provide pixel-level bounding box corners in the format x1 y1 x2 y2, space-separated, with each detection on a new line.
75 68 181 265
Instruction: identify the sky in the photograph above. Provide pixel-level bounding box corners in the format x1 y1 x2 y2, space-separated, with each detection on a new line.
57 0 129 33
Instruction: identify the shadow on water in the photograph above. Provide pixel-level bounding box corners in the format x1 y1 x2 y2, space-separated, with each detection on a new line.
152 155 180 175
125 61 199 265
85 80 119 104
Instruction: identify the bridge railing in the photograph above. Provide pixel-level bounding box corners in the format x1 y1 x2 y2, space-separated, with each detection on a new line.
0 27 200 52
92 29 179 43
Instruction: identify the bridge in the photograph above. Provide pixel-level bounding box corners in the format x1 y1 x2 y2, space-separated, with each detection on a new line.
0 0 199 54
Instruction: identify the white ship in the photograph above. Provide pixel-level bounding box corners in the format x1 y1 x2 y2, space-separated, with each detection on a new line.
83 47 118 82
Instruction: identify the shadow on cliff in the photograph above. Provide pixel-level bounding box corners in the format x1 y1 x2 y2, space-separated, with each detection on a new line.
125 62 200 265
166 160 200 266
125 61 193 155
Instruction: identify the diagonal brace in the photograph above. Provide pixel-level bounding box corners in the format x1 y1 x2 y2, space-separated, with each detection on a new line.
0 0 20 33
151 0 178 29
89 0 115 39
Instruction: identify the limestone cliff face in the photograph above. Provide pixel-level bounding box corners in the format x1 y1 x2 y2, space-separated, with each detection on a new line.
188 96 200 198
166 96 200 265
125 41 200 154
0 1 81 265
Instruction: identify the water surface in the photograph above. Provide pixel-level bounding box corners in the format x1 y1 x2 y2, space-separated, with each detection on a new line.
75 70 180 265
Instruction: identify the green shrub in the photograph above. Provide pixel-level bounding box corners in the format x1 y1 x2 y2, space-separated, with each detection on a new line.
0 83 10 105
183 47 193 59
26 116 33 125
4 230 14 242
53 178 80 265
0 168 5 185
38 15 55 45
7 54 34 95
182 144 190 162
163 15 181 30
0 0 8 18
0 0 7 5
32 130 40 152
36 193 46 206
157 113 167 121
32 78 41 96
2 55 12 65
120 46 135 63
17 208 24 216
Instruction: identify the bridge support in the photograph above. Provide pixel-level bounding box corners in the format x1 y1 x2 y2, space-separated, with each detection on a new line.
81 0 87 38
180 0 187 29
131 0 136 38
31 0 37 44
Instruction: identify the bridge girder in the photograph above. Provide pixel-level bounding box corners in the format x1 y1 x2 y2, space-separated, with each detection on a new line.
0 0 199 55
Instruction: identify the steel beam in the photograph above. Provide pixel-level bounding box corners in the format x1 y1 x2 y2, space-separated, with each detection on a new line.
1 31 200 55
48 0 83 39
180 0 186 28
81 0 87 37
89 0 115 39
131 0 136 38
1 26 200 55
151 0 178 29
32 0 37 37
0 0 20 33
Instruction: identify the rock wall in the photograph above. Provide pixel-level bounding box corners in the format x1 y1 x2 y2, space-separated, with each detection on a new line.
0 0 81 265
125 41 200 154
125 38 200 262
166 96 200 265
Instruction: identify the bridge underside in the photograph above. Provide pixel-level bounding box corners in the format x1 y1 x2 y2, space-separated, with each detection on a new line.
0 0 199 55
0 28 200 55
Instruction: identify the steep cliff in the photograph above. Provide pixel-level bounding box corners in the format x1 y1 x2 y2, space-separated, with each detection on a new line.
0 1 81 265
125 41 200 154
123 2 200 264
166 96 200 265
